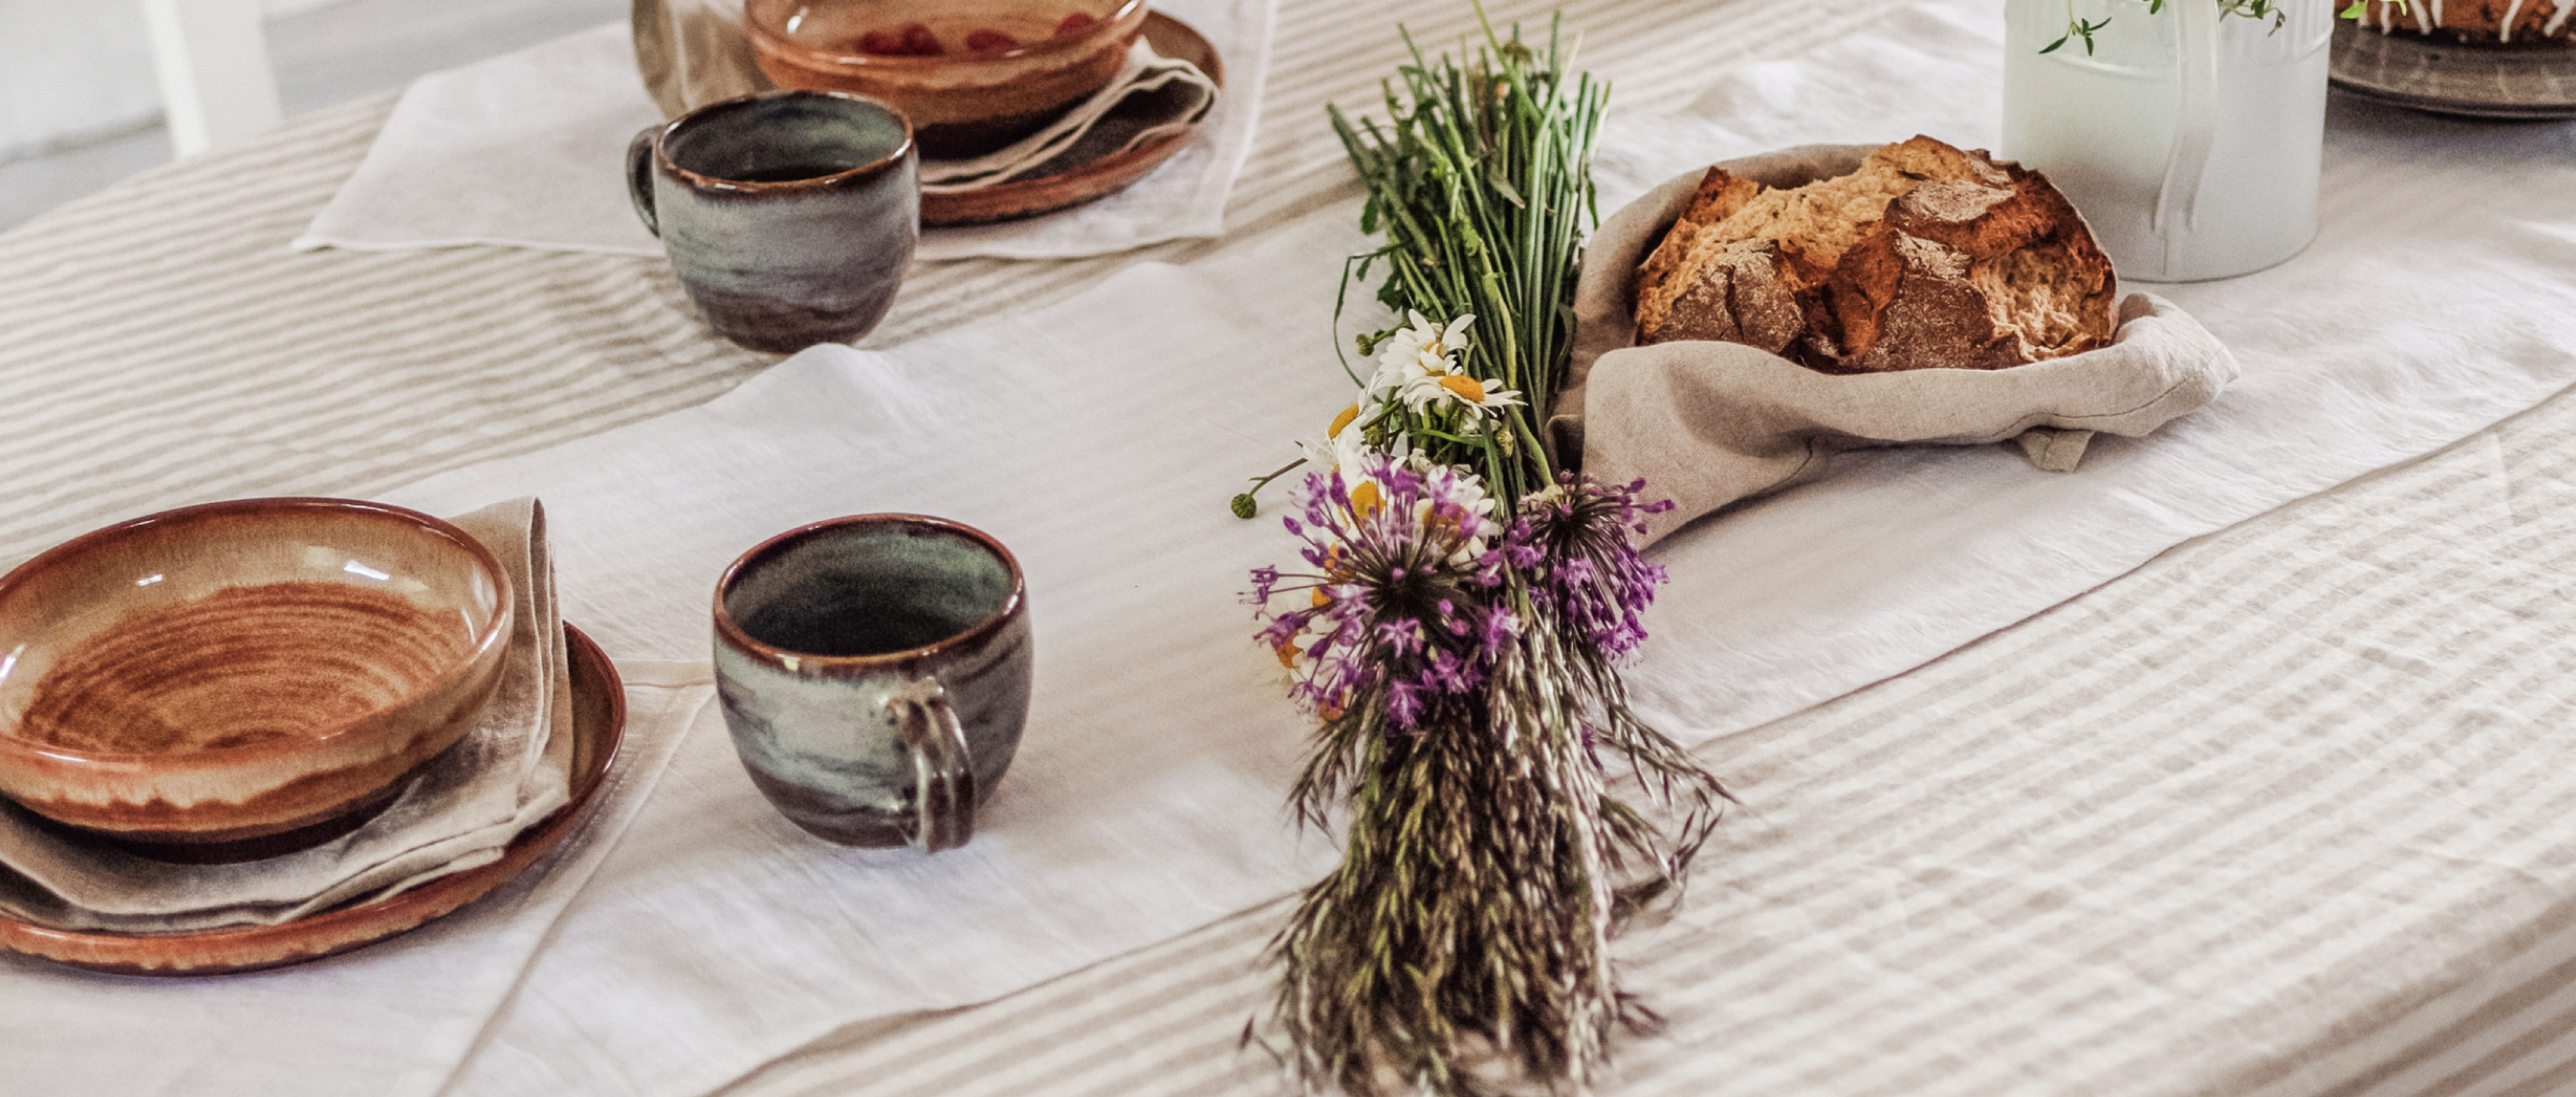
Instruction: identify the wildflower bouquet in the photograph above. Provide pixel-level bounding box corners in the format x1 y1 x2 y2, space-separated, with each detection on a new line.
1238 12 1727 1095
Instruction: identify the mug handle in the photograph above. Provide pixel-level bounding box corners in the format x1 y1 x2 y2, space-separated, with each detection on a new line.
626 126 663 238
885 679 975 853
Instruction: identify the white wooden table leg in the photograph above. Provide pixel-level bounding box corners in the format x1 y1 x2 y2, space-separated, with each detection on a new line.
139 0 283 158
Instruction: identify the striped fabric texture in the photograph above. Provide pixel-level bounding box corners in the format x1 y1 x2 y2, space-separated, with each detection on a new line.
713 387 2576 1097
0 0 1869 570
6 0 2575 1095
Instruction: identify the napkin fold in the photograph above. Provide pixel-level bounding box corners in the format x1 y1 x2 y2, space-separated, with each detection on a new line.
1552 152 2240 545
0 497 573 933
918 41 1217 193
294 0 1274 263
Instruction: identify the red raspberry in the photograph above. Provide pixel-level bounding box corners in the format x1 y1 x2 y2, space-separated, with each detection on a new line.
857 29 903 54
1054 12 1095 36
899 23 943 55
964 28 1019 52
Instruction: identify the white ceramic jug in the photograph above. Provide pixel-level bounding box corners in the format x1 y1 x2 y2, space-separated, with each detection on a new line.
2001 0 2331 282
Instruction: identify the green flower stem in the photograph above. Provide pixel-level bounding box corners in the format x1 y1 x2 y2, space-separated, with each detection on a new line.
1233 457 1309 519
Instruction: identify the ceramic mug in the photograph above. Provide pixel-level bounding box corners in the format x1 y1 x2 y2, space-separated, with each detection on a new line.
712 514 1032 852
627 90 919 353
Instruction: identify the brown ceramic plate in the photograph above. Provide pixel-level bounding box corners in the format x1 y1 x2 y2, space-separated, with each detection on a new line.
2331 20 2576 119
920 10 1221 227
0 625 626 976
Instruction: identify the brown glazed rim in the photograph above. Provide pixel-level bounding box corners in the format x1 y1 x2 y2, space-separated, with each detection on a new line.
0 497 515 764
713 513 1025 674
745 0 1146 67
652 89 918 194
0 624 626 977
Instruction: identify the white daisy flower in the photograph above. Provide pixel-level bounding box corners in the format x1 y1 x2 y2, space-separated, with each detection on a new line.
1297 404 1408 473
1398 371 1525 421
1367 311 1476 401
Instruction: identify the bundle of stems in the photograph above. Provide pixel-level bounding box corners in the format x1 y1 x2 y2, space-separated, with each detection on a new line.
1258 12 1727 1096
1328 11 1602 507
1268 603 1725 1096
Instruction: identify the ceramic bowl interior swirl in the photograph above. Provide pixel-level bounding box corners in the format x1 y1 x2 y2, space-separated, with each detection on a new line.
743 0 1149 157
0 499 511 853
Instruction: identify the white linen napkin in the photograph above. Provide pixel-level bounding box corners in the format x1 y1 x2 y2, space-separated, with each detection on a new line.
0 498 572 932
291 0 1275 263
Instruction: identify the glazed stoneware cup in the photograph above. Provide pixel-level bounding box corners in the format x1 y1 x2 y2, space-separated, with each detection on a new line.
627 90 919 354
712 514 1031 852
0 499 512 858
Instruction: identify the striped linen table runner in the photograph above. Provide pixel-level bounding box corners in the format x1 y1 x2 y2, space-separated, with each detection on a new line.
4 0 2575 1094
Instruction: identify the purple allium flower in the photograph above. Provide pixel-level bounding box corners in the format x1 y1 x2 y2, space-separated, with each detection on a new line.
1517 474 1675 662
1246 453 1516 727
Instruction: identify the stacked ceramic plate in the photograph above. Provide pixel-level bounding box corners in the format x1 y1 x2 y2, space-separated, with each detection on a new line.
741 0 1226 225
0 498 623 974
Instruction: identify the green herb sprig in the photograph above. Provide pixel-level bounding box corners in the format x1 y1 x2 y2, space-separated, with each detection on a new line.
2042 0 2298 56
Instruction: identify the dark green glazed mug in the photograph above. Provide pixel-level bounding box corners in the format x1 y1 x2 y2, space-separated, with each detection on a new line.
711 515 1032 852
627 90 919 354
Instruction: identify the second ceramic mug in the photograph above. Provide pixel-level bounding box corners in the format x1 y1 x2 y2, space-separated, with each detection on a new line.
627 90 919 354
712 514 1032 852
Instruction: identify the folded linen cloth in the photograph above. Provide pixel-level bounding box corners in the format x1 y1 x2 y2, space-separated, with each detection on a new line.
918 41 1217 193
294 0 1273 263
0 497 573 933
632 0 769 118
1552 149 2241 545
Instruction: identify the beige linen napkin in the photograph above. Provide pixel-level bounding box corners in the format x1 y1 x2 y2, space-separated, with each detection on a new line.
633 0 770 118
1551 147 2241 545
0 497 573 933
919 41 1217 192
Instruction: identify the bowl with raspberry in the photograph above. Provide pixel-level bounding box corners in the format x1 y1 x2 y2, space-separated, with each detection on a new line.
744 0 1150 158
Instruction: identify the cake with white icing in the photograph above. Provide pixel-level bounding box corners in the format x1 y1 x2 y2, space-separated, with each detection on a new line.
2358 0 2576 44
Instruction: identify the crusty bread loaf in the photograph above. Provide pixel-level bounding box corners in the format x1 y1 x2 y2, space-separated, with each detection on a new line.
1633 136 2117 374
2356 0 2576 44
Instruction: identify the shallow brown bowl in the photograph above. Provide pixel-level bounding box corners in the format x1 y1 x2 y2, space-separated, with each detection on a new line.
745 0 1148 157
0 499 512 847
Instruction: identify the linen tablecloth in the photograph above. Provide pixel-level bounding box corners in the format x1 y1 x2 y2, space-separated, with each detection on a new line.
4 0 2576 1094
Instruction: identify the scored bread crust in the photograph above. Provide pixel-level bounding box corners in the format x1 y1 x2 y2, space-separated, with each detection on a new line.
2355 0 2576 43
1632 136 2118 375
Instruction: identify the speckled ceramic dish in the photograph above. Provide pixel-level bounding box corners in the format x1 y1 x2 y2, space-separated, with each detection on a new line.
2331 20 2576 119
919 10 1220 226
0 499 512 849
0 625 624 976
745 0 1148 157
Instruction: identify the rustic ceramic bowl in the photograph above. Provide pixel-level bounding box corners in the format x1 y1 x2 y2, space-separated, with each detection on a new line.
0 499 512 852
744 0 1149 157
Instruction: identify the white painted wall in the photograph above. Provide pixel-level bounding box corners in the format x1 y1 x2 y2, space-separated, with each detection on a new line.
0 0 351 161
0 4 162 160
